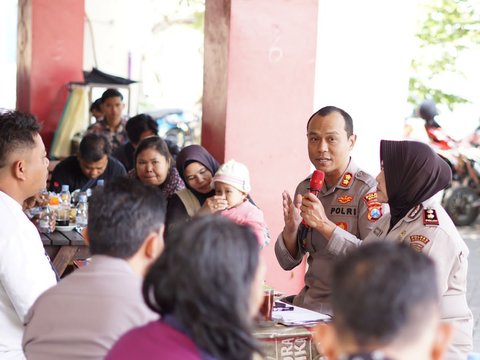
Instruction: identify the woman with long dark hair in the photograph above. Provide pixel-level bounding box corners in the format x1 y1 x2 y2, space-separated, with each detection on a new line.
106 216 265 360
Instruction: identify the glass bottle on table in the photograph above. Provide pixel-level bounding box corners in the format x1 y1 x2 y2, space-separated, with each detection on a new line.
75 193 88 232
38 205 52 234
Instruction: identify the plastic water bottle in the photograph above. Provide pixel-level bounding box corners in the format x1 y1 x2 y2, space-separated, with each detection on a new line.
60 185 71 205
57 185 71 226
38 206 52 234
76 194 88 232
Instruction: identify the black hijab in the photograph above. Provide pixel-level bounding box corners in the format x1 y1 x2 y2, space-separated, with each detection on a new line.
175 145 220 205
380 140 452 230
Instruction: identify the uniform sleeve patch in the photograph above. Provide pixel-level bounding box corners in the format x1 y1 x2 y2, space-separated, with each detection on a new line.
409 235 430 252
364 192 382 221
423 209 439 226
410 243 425 252
410 235 430 244
363 192 378 205
367 203 383 222
338 195 354 204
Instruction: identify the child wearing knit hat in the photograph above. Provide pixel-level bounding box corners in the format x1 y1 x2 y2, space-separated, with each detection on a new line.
211 159 270 248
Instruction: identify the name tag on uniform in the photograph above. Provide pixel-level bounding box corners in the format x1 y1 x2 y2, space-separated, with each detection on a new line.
330 206 357 216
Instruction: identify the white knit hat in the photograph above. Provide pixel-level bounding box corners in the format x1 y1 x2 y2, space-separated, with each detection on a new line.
212 159 251 193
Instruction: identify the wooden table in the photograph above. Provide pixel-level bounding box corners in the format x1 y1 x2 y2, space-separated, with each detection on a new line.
254 322 321 360
41 230 90 277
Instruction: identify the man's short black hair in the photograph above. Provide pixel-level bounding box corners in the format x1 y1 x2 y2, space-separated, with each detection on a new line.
125 114 158 144
332 242 439 347
0 110 41 168
88 177 166 258
101 88 123 102
90 98 102 113
79 133 111 162
307 106 354 137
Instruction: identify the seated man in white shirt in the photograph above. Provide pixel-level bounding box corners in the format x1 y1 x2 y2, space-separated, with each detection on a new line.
23 177 166 360
0 110 58 359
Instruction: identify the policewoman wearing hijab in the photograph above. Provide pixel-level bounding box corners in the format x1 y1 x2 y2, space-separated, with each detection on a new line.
300 140 473 359
165 145 223 237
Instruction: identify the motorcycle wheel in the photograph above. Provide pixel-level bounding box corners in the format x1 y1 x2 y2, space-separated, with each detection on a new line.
445 186 480 226
165 128 186 148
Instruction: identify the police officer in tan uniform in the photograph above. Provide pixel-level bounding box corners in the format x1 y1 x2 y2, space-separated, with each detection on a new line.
303 140 473 359
275 106 384 315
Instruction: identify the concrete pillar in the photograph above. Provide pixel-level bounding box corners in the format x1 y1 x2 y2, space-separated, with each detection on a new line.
17 0 84 150
202 0 318 294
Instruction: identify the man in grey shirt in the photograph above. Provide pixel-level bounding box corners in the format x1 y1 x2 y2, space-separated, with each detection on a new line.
23 178 166 360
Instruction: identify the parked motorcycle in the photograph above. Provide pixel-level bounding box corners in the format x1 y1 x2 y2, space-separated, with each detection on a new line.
441 145 480 226
146 109 199 148
418 100 480 226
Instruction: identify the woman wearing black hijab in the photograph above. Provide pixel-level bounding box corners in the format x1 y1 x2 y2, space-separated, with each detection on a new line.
165 145 226 237
300 140 473 359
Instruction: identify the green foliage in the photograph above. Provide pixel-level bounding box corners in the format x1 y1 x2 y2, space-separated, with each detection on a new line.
409 0 480 109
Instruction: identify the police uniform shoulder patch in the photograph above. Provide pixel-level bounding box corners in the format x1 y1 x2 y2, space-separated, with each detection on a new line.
367 203 383 222
363 192 383 222
423 208 439 226
410 234 430 252
363 192 377 204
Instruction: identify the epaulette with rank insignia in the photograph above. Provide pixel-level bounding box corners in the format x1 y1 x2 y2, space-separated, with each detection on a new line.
423 208 439 226
338 172 353 188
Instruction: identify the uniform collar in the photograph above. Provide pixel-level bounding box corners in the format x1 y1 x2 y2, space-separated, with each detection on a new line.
320 158 358 194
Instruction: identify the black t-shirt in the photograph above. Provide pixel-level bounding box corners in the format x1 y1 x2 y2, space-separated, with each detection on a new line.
112 142 135 172
49 155 127 193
